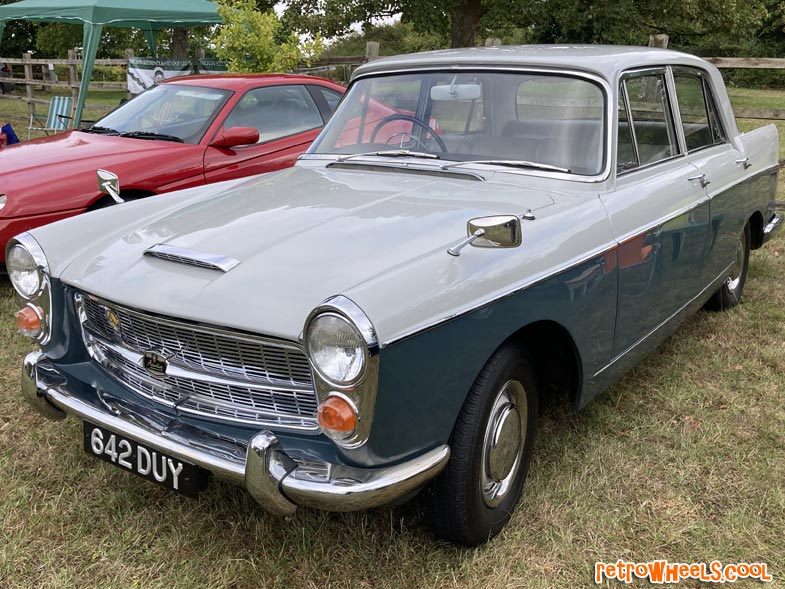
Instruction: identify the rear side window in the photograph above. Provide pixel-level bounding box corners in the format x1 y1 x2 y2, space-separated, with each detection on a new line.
619 73 680 169
673 70 726 151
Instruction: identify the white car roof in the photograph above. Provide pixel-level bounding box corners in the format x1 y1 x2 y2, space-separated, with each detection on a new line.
353 45 716 82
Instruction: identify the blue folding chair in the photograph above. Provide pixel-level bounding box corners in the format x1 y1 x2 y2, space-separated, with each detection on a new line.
27 96 73 139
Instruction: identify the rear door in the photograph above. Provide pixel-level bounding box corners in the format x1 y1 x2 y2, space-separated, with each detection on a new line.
602 68 710 356
669 67 748 285
203 84 334 182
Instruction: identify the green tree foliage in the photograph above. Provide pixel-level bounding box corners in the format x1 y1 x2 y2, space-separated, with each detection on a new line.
280 0 489 48
520 0 768 48
0 0 39 57
323 21 447 56
212 0 323 72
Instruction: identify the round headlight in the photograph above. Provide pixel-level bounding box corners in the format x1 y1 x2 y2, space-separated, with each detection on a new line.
8 244 43 298
306 313 366 385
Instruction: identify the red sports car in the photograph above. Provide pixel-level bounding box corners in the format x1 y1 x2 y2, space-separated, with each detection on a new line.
0 74 345 262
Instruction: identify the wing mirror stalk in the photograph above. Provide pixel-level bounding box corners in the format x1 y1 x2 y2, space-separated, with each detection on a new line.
96 169 123 204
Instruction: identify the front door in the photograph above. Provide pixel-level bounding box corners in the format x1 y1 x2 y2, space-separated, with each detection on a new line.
603 69 710 357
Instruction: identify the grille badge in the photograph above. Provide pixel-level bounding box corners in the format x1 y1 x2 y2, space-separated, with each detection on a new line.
105 308 121 332
142 350 172 378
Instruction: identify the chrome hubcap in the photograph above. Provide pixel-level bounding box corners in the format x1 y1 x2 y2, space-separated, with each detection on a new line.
726 233 747 293
480 379 527 508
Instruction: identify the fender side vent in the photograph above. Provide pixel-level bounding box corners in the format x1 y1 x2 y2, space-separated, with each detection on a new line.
144 244 240 273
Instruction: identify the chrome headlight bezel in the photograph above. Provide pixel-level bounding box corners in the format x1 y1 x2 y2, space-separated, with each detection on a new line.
305 311 369 387
303 295 380 449
7 233 52 344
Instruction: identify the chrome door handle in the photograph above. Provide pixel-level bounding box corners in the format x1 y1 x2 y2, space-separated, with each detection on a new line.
687 174 711 188
735 157 752 169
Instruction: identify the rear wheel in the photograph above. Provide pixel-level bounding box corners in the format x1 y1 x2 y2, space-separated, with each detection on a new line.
705 223 750 311
424 343 538 546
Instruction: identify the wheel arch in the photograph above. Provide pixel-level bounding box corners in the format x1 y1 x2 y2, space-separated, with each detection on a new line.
748 209 765 250
504 319 583 407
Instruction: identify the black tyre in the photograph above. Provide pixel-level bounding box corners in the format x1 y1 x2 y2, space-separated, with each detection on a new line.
705 223 751 311
424 343 539 546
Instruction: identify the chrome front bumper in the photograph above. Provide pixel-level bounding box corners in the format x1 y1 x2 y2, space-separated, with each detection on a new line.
22 351 450 516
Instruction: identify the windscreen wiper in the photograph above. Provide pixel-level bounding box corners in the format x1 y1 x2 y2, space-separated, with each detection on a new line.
79 125 120 135
440 159 571 174
119 131 185 143
336 149 440 162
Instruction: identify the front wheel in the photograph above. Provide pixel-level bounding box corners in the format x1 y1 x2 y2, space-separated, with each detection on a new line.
424 343 538 546
705 223 751 311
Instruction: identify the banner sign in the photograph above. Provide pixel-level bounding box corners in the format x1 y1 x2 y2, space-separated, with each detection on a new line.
127 58 193 94
197 59 229 75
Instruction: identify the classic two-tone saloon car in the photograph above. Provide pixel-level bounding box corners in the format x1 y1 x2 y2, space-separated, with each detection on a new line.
10 46 783 546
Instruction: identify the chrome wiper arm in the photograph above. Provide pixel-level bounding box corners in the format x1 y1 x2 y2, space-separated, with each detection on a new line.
337 150 440 163
440 159 571 174
119 131 185 143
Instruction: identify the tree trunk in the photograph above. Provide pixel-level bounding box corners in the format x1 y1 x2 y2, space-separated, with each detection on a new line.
450 0 483 48
172 27 188 59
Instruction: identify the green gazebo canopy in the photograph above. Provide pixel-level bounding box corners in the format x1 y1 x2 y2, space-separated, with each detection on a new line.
0 0 222 125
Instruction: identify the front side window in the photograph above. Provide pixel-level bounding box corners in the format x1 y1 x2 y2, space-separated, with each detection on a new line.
621 73 680 168
223 85 324 144
311 71 607 176
673 70 726 151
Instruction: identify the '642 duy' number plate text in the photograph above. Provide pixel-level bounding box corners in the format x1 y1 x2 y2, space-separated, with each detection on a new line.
83 422 205 497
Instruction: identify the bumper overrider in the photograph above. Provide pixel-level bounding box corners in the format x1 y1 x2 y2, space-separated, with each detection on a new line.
763 207 784 244
22 351 450 515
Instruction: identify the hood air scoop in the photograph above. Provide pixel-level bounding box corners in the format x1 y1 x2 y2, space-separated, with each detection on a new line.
144 244 240 273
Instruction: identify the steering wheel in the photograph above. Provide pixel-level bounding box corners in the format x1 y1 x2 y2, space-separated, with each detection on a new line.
385 131 430 151
369 114 447 152
137 114 158 130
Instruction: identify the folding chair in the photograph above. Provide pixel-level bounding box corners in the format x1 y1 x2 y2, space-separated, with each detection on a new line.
27 96 73 139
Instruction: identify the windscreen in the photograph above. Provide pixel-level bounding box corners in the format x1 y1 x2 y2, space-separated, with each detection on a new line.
310 71 606 175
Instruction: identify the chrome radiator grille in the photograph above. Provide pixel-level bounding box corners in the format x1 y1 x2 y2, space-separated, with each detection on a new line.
75 292 318 431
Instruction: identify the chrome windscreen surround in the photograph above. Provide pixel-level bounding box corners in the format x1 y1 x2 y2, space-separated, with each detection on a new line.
73 291 319 432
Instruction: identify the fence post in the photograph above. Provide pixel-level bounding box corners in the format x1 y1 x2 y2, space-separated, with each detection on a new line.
365 41 379 62
67 49 79 123
485 38 502 46
23 52 34 121
648 34 669 49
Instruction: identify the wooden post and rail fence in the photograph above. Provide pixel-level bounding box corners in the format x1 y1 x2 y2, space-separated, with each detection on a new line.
3 40 785 131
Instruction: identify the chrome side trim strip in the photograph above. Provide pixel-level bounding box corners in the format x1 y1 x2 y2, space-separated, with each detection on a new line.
592 263 733 378
144 244 240 273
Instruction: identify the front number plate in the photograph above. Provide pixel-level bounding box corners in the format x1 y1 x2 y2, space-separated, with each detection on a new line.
83 421 206 497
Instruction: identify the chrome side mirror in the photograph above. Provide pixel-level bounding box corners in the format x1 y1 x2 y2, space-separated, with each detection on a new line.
468 215 522 248
448 214 522 256
96 169 124 204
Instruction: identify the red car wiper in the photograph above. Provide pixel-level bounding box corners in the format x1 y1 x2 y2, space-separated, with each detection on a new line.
80 125 120 135
119 131 184 143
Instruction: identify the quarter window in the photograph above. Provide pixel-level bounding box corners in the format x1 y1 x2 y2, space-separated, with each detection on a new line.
620 73 680 168
673 70 726 151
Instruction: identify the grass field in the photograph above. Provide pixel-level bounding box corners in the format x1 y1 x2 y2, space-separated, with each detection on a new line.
0 90 784 588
